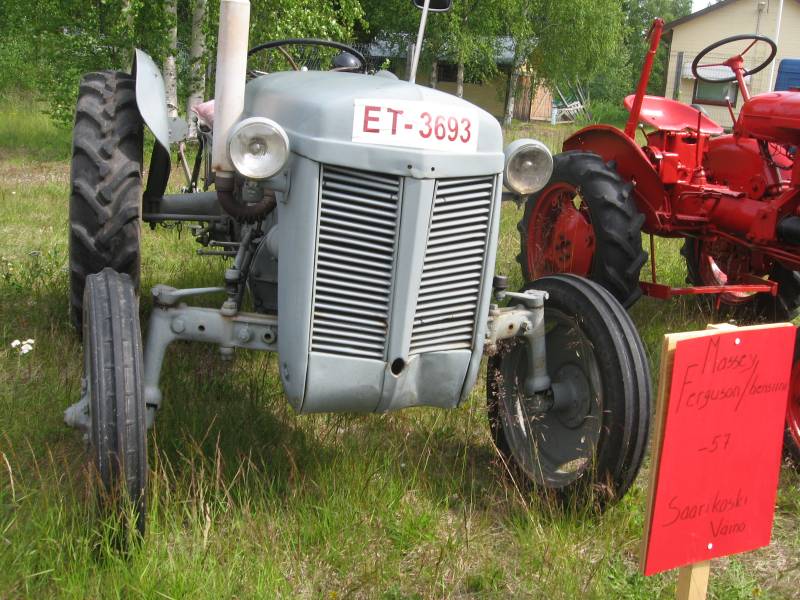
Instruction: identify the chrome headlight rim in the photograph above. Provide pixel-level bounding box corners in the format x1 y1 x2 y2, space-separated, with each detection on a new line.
503 138 554 196
227 117 290 180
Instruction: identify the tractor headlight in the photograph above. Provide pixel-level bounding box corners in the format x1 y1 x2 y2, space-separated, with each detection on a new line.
503 139 553 195
228 117 290 180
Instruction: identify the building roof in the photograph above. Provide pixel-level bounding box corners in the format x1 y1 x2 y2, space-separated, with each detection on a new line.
664 0 739 31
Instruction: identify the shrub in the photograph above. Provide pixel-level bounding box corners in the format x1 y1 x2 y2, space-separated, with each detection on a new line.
578 99 629 128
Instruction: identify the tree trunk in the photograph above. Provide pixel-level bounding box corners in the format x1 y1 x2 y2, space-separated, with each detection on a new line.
164 0 179 119
504 64 520 128
121 0 136 65
430 59 438 89
186 0 208 138
456 60 464 98
405 42 415 80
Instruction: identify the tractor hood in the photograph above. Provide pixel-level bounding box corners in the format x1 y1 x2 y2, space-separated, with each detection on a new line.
242 71 504 179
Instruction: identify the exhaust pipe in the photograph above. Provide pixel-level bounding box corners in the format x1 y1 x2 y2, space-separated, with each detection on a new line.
212 0 251 178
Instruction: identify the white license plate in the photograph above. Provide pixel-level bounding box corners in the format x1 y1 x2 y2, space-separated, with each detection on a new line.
352 99 479 152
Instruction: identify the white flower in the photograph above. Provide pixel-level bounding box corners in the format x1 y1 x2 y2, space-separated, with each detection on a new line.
11 339 34 354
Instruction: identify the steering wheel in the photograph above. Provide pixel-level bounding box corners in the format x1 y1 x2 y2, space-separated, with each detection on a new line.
247 39 368 75
691 34 777 83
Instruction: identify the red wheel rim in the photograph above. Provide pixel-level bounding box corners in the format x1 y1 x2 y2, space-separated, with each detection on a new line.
696 239 767 305
787 353 800 455
526 183 595 279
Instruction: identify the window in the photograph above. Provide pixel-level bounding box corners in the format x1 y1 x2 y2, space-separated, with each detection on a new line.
692 79 739 106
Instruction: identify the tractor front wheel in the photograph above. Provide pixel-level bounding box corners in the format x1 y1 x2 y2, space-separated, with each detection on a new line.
69 71 143 334
83 268 147 535
487 275 651 508
518 152 647 308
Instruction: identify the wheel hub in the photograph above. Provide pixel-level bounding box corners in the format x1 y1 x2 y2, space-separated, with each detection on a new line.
550 363 593 429
494 309 603 487
528 184 595 279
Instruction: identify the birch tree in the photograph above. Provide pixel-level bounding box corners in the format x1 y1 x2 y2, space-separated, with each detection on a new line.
164 0 179 119
445 0 502 99
186 0 208 137
500 0 624 126
623 0 692 94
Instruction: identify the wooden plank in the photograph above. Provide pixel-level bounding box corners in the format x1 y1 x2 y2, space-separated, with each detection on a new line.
676 561 710 600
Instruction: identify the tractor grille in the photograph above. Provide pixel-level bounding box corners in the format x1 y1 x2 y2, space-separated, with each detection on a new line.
310 165 401 360
410 176 495 354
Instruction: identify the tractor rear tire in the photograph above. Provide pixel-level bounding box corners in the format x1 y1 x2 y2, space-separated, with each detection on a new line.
682 238 800 322
784 331 800 467
518 152 647 308
487 274 651 509
83 268 147 536
767 265 800 322
69 71 143 335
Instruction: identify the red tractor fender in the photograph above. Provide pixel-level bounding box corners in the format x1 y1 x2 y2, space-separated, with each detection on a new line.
563 125 668 233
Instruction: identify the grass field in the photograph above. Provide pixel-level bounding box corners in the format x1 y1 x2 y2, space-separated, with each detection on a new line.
1 97 799 599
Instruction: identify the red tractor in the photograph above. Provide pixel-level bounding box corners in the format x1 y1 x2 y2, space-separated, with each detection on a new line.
518 20 800 458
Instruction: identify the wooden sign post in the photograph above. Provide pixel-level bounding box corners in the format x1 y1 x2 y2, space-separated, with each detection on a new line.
641 323 795 599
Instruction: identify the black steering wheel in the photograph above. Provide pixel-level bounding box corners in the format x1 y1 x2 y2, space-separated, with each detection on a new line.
691 34 777 83
247 39 368 75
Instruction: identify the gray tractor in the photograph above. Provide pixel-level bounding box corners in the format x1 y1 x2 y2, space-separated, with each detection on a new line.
65 0 651 534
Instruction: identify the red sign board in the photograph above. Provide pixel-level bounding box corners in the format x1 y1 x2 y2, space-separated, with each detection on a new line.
642 324 795 576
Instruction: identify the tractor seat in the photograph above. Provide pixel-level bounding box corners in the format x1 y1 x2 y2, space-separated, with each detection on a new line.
192 100 215 127
624 94 724 135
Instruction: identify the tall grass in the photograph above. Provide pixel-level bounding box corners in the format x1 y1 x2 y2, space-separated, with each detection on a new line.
0 93 72 162
1 100 798 598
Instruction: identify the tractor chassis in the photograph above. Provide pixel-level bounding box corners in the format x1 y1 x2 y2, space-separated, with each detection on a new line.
65 233 557 429
639 234 779 303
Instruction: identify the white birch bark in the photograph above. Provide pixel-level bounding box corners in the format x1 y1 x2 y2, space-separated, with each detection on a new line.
186 0 208 138
122 0 135 65
164 0 179 119
504 64 519 127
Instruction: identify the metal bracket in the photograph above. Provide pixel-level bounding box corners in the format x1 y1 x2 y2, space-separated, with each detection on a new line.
142 289 278 428
485 289 550 395
152 285 226 306
63 378 90 438
501 190 526 206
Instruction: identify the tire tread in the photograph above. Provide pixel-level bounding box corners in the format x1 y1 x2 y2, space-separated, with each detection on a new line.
519 152 647 309
69 70 143 333
85 268 147 534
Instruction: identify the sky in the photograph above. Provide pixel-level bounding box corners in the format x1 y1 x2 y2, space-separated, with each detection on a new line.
693 0 713 12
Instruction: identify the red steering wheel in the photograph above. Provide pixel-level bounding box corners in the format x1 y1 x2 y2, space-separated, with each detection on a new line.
691 34 777 83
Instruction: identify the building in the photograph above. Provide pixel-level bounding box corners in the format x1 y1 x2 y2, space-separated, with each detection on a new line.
664 0 800 126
